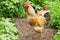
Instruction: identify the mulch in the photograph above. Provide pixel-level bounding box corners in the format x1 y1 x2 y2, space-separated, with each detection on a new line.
15 18 57 40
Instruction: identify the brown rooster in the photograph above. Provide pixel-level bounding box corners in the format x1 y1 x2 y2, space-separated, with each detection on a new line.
25 2 50 35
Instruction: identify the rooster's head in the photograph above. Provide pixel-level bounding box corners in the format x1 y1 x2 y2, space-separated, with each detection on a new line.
25 2 30 10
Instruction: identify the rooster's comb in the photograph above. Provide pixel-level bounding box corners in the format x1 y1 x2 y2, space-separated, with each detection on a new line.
25 2 30 10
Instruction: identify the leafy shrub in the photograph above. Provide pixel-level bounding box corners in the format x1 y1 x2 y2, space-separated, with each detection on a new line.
0 0 27 18
44 0 60 28
54 30 60 40
0 18 19 40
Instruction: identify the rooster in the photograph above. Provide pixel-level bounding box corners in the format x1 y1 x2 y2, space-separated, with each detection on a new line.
25 2 50 35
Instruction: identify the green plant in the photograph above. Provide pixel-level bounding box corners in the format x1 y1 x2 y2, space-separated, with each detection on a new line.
54 30 60 40
0 18 19 40
44 0 60 28
0 0 27 18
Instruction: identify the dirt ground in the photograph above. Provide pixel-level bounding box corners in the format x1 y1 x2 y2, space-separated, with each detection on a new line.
15 18 57 40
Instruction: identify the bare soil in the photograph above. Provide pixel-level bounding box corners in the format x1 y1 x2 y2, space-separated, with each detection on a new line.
15 18 57 40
